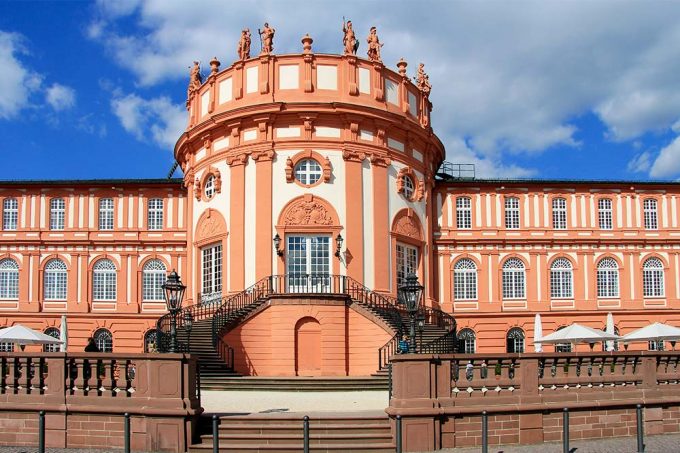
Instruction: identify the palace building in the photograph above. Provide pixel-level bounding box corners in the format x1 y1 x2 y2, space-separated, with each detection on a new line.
1 32 679 377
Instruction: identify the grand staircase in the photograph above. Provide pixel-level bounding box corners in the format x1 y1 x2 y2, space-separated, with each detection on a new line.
157 275 456 391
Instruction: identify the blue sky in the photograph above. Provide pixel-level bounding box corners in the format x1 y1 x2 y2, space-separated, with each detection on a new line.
1 0 680 181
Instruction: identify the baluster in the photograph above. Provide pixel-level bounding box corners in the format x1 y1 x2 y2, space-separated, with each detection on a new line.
8 357 18 394
18 357 30 393
99 359 113 396
74 358 88 394
0 357 6 394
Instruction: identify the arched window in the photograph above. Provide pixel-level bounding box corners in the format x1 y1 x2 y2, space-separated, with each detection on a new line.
504 197 520 229
453 259 477 300
456 197 471 229
93 259 117 301
147 198 164 230
43 327 61 352
143 259 167 301
457 328 476 354
94 328 113 352
598 198 613 230
44 259 67 300
3 198 18 231
0 258 19 300
204 174 216 199
506 327 525 353
554 326 572 353
294 159 323 186
50 198 65 231
597 258 619 298
502 258 525 299
643 198 658 230
550 258 573 299
144 329 158 353
552 198 567 229
643 257 664 298
98 198 114 230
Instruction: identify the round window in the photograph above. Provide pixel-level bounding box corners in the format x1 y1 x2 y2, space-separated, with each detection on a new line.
204 174 216 199
402 175 415 199
294 159 323 186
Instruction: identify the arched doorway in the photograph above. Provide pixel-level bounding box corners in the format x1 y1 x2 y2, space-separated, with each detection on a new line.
295 317 321 376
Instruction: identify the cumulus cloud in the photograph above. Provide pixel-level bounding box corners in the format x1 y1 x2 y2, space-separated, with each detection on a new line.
88 1 680 176
45 83 76 111
650 137 680 179
0 31 42 119
111 92 185 149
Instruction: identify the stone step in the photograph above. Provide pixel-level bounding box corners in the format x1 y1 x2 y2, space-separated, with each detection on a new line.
199 433 392 445
188 442 395 452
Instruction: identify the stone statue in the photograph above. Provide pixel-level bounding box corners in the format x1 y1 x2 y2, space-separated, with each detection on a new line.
258 22 275 55
238 29 251 60
415 63 431 95
342 18 358 55
366 26 383 62
187 61 202 97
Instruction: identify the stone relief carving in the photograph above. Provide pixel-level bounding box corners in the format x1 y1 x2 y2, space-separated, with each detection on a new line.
394 215 421 240
415 63 431 96
284 200 334 226
194 177 201 201
196 211 225 241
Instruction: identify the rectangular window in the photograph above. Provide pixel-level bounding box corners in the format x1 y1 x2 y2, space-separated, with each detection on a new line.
504 197 520 229
50 198 65 231
148 198 164 230
598 198 613 230
597 269 619 298
3 198 18 231
643 198 658 230
552 198 567 229
98 198 114 230
396 243 418 287
456 197 472 229
202 244 222 299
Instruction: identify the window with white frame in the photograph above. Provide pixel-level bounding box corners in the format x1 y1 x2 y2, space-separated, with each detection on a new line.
44 259 67 300
453 258 477 300
202 244 223 298
94 328 113 352
598 198 613 230
294 159 323 186
50 198 65 230
643 198 658 230
204 174 216 199
643 257 664 298
502 258 525 299
396 243 418 288
506 327 525 353
98 198 114 230
401 175 415 200
504 197 520 229
43 327 60 352
550 258 573 299
456 197 471 229
3 198 18 231
552 198 567 229
597 257 619 298
147 198 163 230
649 340 665 351
142 259 167 301
0 258 19 300
0 338 13 352
457 328 476 354
93 259 117 301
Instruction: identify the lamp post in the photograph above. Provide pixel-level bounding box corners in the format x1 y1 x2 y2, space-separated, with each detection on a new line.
162 270 186 353
398 272 424 353
184 311 194 353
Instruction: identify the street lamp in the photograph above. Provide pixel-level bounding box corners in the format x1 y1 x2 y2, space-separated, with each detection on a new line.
398 272 424 353
334 234 344 257
162 270 186 353
184 311 194 353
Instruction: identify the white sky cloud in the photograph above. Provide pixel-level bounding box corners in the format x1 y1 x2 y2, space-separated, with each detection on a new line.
650 138 680 179
627 151 652 174
111 92 185 149
0 31 42 119
89 1 680 176
45 83 76 111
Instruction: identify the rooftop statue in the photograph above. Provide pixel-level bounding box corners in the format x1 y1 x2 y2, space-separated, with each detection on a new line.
366 26 383 63
238 28 251 60
415 63 431 95
342 18 358 55
258 22 275 55
187 61 202 98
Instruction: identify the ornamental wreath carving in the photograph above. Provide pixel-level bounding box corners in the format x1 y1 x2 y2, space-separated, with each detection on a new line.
284 200 334 226
196 210 226 242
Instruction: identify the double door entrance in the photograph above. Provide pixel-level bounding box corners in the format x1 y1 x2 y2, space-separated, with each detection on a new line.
286 235 331 293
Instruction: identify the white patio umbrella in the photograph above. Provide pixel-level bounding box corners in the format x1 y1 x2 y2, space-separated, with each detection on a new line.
605 313 615 352
622 322 680 343
0 324 64 346
537 323 620 345
59 315 68 352
533 314 543 352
